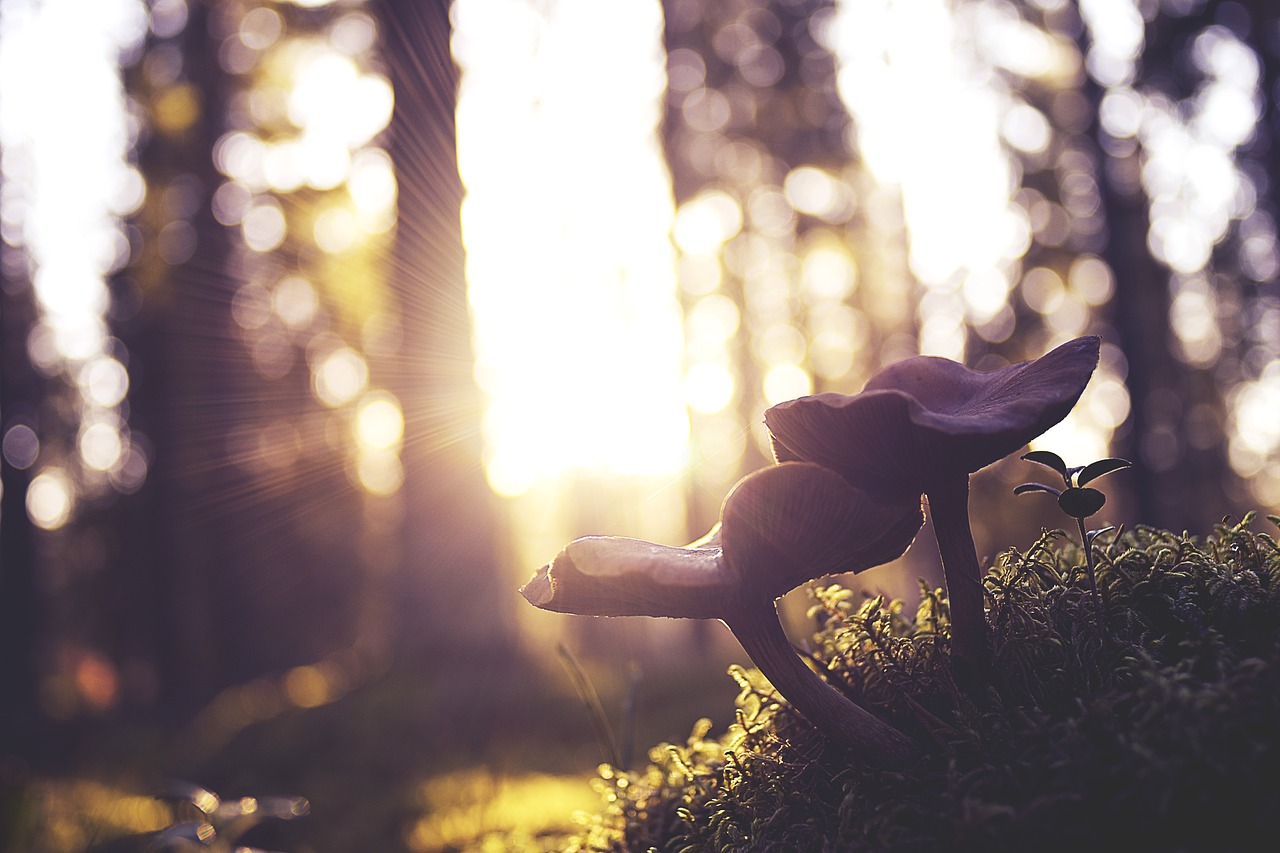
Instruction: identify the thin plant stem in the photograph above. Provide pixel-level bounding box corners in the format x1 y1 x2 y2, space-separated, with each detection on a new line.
1077 517 1103 626
557 643 623 769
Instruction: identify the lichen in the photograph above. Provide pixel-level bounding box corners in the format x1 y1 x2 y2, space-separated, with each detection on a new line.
560 515 1280 852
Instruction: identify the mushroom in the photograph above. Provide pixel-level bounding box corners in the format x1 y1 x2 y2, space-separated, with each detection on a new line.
521 460 924 766
764 336 1101 671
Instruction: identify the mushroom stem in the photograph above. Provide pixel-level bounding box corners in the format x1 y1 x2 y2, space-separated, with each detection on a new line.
722 597 920 767
925 473 990 673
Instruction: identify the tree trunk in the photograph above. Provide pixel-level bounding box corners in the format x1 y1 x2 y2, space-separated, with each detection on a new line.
0 265 42 758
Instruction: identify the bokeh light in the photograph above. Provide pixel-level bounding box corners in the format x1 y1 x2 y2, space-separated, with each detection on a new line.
0 0 150 528
833 0 1037 361
312 345 369 407
3 423 40 470
1080 0 1280 507
355 391 403 452
211 0 402 497
27 467 74 531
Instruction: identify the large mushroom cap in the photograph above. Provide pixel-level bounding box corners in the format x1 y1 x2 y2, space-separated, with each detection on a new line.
519 462 924 620
765 336 1101 497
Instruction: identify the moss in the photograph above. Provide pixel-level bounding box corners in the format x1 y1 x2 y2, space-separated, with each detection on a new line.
559 516 1280 852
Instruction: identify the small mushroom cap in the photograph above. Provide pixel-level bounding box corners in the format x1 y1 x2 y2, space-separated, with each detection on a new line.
766 336 1100 498
519 462 924 619
721 462 923 601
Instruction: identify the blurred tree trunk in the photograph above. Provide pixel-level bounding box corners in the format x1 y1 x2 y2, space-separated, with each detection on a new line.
1085 89 1171 527
121 0 235 713
0 265 41 757
1241 1 1280 184
372 0 510 653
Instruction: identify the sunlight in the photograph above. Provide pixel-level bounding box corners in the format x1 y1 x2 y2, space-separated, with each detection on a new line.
452 0 688 500
407 770 598 853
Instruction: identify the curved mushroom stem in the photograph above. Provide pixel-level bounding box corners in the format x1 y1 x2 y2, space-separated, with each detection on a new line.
722 597 921 767
925 473 991 675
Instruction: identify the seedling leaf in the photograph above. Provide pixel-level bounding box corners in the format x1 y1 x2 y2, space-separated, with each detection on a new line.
1014 482 1062 497
1077 457 1132 487
1021 450 1069 477
1058 487 1106 519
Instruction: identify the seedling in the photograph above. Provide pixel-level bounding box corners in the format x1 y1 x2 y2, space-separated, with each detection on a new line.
1015 450 1131 623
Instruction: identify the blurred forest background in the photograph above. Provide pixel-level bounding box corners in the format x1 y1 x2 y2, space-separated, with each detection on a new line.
1 0 1279 850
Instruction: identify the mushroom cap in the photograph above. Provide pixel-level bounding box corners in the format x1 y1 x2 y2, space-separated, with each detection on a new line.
519 462 923 619
765 336 1100 499
721 462 923 602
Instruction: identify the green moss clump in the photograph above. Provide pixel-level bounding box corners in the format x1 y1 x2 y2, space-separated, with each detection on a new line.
563 516 1280 852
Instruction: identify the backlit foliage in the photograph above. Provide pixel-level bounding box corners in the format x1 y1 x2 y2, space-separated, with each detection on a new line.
406 771 599 853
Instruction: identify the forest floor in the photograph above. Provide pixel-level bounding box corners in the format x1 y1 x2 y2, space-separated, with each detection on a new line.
10 639 739 852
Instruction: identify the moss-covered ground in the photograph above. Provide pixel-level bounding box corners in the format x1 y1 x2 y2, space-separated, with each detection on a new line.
557 516 1280 852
